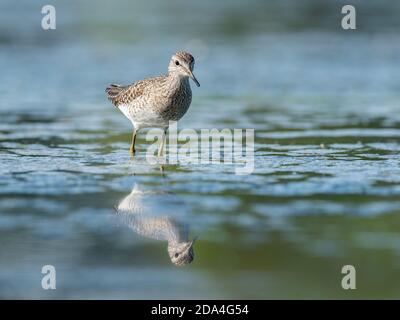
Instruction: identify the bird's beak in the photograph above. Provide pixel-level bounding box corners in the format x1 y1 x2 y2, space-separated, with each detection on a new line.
183 236 198 251
187 69 200 87
190 235 199 245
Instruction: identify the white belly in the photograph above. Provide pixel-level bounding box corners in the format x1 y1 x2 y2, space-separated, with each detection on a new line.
117 104 168 130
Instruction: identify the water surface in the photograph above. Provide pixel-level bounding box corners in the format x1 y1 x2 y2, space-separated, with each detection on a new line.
0 0 400 299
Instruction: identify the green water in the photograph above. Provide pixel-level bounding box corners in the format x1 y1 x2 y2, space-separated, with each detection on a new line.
0 0 400 299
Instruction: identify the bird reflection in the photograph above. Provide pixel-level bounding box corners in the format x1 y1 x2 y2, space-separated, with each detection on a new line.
116 185 196 266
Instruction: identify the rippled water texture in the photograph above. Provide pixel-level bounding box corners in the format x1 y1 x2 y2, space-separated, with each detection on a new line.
0 1 400 298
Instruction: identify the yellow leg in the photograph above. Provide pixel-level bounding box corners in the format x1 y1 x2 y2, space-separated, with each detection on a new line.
130 129 137 156
157 129 167 157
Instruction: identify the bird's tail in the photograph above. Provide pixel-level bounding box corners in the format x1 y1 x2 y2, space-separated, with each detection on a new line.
105 84 126 106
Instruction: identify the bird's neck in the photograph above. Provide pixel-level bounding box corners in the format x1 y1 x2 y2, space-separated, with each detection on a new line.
166 73 190 90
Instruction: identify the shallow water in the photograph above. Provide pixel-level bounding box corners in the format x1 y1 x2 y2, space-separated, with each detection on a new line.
1 0 400 298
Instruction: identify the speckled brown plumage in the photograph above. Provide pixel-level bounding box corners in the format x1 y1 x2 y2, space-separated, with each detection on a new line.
106 77 164 108
105 51 200 155
175 51 194 65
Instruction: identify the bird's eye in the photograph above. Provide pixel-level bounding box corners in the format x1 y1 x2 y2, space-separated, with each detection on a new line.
175 60 180 66
174 253 179 258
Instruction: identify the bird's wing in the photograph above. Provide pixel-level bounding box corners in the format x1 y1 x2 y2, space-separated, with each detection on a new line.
120 213 174 241
105 76 166 107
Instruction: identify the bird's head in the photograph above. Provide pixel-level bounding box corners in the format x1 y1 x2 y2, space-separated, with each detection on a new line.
167 237 197 266
168 51 200 87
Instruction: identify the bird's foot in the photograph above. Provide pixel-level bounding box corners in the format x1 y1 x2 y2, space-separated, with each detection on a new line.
129 147 136 158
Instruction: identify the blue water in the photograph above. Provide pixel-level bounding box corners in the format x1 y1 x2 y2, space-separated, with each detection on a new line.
0 0 400 298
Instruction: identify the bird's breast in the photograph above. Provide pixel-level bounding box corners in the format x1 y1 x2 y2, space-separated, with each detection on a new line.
159 83 192 121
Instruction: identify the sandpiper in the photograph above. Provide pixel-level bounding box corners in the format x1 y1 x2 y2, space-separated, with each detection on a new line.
116 185 196 266
106 51 200 157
